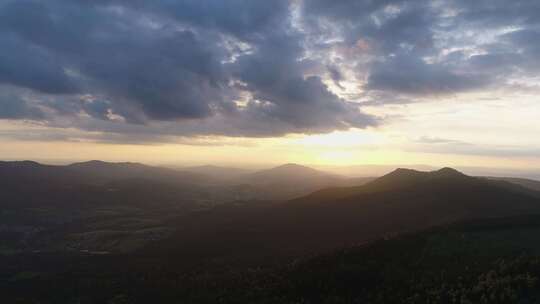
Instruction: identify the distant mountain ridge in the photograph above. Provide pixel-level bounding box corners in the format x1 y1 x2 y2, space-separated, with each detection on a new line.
486 176 540 192
1 160 537 194
0 160 375 210
244 163 338 183
0 160 377 254
0 159 211 186
67 160 211 185
232 163 373 200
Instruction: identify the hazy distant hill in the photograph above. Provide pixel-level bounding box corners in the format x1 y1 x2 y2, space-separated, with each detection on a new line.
0 160 233 253
246 163 335 182
0 160 224 211
232 163 373 200
0 161 374 253
486 176 540 192
0 161 373 209
67 160 213 185
182 163 374 201
0 160 211 186
183 165 252 180
0 161 229 218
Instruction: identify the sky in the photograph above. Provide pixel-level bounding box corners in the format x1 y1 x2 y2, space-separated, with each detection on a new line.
0 0 539 171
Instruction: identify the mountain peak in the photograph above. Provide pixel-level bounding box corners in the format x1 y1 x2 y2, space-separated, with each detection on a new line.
274 163 313 170
71 160 107 166
246 163 335 186
434 167 465 177
265 164 325 176
392 167 422 174
0 160 43 168
372 167 425 183
386 167 465 178
365 167 470 192
69 160 142 168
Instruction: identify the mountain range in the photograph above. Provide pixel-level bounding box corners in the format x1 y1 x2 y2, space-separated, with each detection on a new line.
2 161 540 257
0 161 375 207
3 160 540 302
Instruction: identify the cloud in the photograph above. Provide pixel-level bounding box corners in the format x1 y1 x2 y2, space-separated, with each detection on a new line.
230 31 378 132
0 88 44 119
366 54 490 96
327 66 345 90
302 0 540 102
0 33 79 94
0 0 539 142
0 0 378 141
415 136 466 145
411 136 540 158
452 0 540 28
0 0 231 121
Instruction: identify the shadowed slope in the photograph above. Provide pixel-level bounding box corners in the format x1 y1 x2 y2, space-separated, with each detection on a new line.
151 168 540 261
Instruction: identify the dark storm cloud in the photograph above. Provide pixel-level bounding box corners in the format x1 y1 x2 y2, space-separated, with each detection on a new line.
303 0 434 53
229 30 377 132
0 89 44 119
366 54 490 96
365 5 436 55
0 0 377 140
144 0 291 39
0 0 539 142
0 32 79 94
0 0 229 122
302 0 409 22
452 0 540 27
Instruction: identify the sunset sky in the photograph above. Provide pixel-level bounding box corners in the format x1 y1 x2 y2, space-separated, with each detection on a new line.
0 0 539 171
